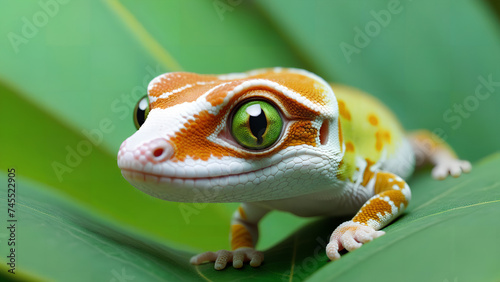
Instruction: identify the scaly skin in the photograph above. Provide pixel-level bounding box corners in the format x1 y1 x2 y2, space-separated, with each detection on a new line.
117 68 471 270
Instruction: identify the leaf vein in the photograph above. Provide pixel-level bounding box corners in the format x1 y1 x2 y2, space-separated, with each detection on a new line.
104 0 183 71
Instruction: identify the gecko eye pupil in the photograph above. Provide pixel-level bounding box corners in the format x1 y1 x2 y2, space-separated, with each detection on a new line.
249 109 267 145
133 96 150 130
230 100 283 150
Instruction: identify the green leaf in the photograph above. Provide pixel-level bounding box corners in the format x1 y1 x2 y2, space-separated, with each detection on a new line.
0 154 499 281
0 177 199 282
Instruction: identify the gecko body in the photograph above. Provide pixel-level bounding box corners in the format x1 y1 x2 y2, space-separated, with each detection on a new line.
117 68 470 269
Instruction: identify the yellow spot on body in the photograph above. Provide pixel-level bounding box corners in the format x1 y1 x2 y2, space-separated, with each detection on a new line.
368 114 379 126
338 100 351 121
375 130 391 151
230 224 253 250
384 131 391 143
331 83 406 178
375 131 383 151
345 141 355 152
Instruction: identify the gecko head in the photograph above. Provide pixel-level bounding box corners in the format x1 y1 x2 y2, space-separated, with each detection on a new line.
117 68 344 203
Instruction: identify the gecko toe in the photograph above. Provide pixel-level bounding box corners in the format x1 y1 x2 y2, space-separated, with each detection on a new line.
192 248 262 270
214 250 232 270
327 221 385 260
249 252 264 267
449 165 462 178
232 252 244 268
355 229 382 243
432 158 472 180
432 165 448 180
190 251 217 265
460 161 472 173
341 233 362 251
326 242 341 261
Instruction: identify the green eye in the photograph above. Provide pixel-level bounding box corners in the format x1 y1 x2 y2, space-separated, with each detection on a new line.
231 100 283 150
134 96 150 129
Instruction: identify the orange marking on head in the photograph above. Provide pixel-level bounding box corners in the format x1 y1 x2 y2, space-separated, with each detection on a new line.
149 72 218 98
169 110 226 161
368 114 379 126
345 141 355 152
149 70 327 161
148 69 328 108
231 224 253 250
250 89 319 119
152 83 222 109
250 71 328 106
285 121 317 147
169 110 317 162
207 70 329 107
205 81 242 107
150 71 326 118
238 206 247 220
337 100 351 121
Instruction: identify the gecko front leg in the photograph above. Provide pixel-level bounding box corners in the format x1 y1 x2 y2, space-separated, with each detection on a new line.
326 171 411 260
190 203 269 270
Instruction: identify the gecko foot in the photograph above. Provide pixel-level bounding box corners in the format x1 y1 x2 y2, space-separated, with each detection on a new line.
326 221 385 261
190 247 264 270
432 157 471 180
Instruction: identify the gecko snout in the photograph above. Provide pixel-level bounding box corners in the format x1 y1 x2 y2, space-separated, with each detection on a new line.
118 137 175 167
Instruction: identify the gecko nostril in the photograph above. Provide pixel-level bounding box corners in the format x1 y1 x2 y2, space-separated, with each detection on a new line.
144 138 174 163
153 148 164 158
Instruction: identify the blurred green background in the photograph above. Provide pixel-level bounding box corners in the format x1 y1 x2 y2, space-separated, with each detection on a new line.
0 0 499 281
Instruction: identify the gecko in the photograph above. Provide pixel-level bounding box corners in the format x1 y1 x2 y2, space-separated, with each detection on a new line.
117 68 471 270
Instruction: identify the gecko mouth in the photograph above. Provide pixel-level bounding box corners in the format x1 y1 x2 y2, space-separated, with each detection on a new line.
118 149 332 202
119 148 329 188
120 162 277 185
120 164 282 203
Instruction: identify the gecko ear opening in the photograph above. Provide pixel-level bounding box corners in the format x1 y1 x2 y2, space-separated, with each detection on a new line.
320 120 329 145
